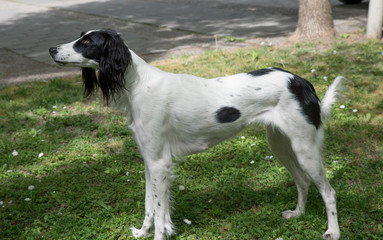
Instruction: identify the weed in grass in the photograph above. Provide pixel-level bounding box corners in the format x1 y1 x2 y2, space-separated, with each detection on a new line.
224 36 247 43
0 38 382 239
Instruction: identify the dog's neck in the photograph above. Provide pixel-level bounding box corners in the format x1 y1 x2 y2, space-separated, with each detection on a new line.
111 50 166 119
125 50 163 90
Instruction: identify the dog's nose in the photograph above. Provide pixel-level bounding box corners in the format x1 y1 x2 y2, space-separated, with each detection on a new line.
49 47 58 56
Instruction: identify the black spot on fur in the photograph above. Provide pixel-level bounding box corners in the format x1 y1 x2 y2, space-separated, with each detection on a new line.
287 74 322 129
247 68 274 77
216 107 241 123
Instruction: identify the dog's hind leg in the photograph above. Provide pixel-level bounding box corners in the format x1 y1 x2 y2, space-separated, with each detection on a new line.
287 127 340 240
266 126 311 219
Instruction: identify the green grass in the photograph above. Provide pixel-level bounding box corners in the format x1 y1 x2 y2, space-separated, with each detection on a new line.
1 38 382 240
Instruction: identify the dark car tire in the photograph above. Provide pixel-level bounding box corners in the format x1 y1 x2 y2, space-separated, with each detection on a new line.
338 0 363 4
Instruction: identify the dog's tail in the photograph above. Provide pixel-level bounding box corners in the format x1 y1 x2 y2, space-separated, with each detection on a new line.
320 76 346 123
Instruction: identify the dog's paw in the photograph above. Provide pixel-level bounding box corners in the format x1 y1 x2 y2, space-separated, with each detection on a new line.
130 227 152 239
281 209 302 219
322 229 340 240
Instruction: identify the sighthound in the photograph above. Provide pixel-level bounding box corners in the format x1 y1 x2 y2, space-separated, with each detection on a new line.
49 29 342 240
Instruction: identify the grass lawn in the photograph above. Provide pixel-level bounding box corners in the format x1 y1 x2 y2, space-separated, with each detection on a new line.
1 36 382 239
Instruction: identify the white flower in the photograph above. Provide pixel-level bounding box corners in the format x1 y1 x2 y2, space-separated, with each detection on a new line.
268 42 273 46
12 150 18 156
260 41 266 45
311 69 316 73
275 238 284 240
52 111 56 114
0 201 3 205
126 172 129 176
183 219 192 224
333 160 339 164
52 106 57 109
251 143 255 146
63 106 67 109
339 105 345 109
179 185 185 191
250 160 255 164
6 170 13 173
24 198 31 201
241 136 245 139
28 185 35 191
38 153 44 158
352 109 358 112
333 50 337 55
138 171 143 174
323 76 328 81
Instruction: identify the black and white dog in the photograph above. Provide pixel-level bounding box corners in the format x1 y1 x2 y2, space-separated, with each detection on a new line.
49 29 342 240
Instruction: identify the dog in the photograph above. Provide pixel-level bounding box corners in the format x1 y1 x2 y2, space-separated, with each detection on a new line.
49 29 343 240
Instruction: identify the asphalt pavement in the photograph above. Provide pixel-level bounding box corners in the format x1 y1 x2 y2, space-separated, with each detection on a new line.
0 0 369 86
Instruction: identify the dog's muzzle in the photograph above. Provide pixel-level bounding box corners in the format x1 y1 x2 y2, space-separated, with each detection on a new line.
49 47 68 65
49 47 58 58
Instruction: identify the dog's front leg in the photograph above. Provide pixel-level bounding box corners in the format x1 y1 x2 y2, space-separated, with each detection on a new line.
131 156 175 240
131 165 155 238
147 158 175 240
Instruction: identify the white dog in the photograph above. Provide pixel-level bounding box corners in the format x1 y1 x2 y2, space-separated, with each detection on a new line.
49 29 343 240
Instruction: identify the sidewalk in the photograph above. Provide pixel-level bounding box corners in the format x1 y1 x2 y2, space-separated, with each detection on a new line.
0 0 368 87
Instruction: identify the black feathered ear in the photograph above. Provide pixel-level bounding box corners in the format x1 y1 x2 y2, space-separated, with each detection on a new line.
98 34 132 103
82 67 97 98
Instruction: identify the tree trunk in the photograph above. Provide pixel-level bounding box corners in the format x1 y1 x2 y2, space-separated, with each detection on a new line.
366 0 383 39
290 0 336 41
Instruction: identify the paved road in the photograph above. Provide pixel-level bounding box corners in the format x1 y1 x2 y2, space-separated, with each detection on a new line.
0 0 368 86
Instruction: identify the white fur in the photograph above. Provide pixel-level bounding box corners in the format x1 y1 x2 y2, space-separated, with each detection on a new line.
321 76 345 123
51 34 343 240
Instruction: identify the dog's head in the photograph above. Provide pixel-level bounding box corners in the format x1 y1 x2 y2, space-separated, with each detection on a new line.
49 29 132 103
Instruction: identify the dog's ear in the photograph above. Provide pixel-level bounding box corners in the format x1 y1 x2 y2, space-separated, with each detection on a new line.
98 34 132 103
82 67 97 98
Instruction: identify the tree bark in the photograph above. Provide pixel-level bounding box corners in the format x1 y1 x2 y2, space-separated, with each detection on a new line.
290 0 336 41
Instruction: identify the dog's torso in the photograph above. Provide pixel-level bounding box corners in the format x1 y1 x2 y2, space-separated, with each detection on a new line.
121 56 301 157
